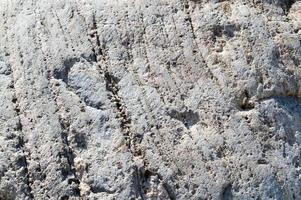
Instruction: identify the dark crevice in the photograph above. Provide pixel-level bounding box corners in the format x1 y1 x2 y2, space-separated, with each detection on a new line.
167 109 200 129
52 54 95 85
89 14 133 150
104 72 132 139
134 166 145 200
157 174 176 200
73 130 88 149
222 183 233 200
257 158 268 164
50 77 82 196
212 24 223 40
58 118 81 197
273 0 296 14
53 58 79 84
239 90 255 110
89 14 149 198
90 13 104 62
60 195 69 200
211 24 238 42
216 145 227 159
88 13 177 199
90 186 116 194
16 135 34 199
92 15 103 55
11 61 34 199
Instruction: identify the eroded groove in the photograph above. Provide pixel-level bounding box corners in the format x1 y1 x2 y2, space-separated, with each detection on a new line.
183 0 223 89
183 0 197 39
34 11 83 196
52 8 80 54
88 14 134 151
104 72 132 142
123 9 178 199
183 0 197 41
8 43 35 199
12 84 34 199
88 13 175 199
89 14 103 67
49 83 81 197
157 174 176 200
53 11 70 50
58 117 81 197
16 136 34 199
134 166 145 200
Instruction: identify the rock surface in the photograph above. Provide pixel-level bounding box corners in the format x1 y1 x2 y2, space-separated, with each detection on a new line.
0 0 300 199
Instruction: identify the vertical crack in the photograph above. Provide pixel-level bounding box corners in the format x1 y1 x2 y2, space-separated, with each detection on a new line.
89 14 103 68
16 134 34 199
157 174 176 200
58 118 81 197
8 36 35 198
35 8 82 197
134 166 145 200
87 11 178 199
183 0 222 88
49 84 82 197
104 72 132 144
11 80 34 199
88 13 163 199
88 13 134 151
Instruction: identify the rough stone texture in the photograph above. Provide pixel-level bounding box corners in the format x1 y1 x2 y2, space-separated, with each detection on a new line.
0 0 300 199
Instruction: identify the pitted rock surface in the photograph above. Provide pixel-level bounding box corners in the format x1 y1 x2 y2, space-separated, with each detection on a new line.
0 0 300 199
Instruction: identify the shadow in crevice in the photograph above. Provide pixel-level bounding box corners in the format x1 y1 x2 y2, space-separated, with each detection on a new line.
265 0 296 14
52 54 96 84
273 96 301 146
90 184 115 194
280 0 296 13
53 57 80 84
167 109 200 129
222 183 233 200
211 23 240 42
258 96 301 148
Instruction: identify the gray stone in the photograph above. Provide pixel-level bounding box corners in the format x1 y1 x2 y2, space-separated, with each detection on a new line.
0 0 300 199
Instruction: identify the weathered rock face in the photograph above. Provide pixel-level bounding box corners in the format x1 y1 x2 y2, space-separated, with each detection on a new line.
0 0 300 199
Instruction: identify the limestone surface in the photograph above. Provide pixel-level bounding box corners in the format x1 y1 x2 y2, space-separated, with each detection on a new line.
0 0 300 199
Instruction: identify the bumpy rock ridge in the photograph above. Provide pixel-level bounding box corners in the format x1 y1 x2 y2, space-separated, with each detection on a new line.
0 0 300 199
